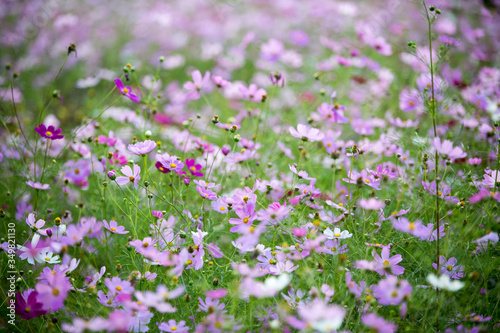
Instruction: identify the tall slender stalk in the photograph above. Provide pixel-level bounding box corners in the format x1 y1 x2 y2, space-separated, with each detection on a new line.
423 2 441 331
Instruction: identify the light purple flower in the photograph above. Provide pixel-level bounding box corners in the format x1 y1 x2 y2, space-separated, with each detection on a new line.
432 256 464 279
432 137 467 161
116 164 141 186
289 124 324 142
358 198 385 210
103 219 129 234
373 275 412 305
373 247 405 277
127 140 156 155
26 180 50 190
158 319 189 333
362 313 397 333
184 70 211 100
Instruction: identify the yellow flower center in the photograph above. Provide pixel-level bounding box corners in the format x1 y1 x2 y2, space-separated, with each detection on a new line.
438 192 443 197
52 288 60 296
170 163 177 168
116 286 122 291
122 88 129 93
191 166 196 171
365 295 372 301
391 291 398 297
338 203 343 207
243 217 249 223
220 207 225 211
327 143 332 147
383 260 390 267
447 265 453 271
46 131 53 136
243 196 248 202
409 223 415 230
334 233 341 237
25 307 32 313
171 327 177 331
107 300 112 305
159 167 164 171
129 176 135 182
249 227 255 233
74 169 80 174
331 247 336 252
364 178 370 184
187 260 193 265
111 227 117 231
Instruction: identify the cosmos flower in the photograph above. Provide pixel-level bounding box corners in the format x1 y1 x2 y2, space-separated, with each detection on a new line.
114 78 140 103
324 227 352 240
289 124 325 142
127 140 156 155
26 180 50 190
102 219 129 234
427 274 464 291
115 164 141 186
35 124 64 140
184 70 211 100
432 137 467 161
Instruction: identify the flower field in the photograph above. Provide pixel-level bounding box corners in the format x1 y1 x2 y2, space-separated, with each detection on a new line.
1 0 499 332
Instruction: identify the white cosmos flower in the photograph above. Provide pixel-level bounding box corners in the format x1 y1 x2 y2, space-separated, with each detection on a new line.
36 251 61 264
263 273 292 292
426 274 464 291
324 227 352 240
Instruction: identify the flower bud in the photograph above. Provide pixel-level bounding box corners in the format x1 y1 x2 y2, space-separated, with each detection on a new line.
107 170 117 180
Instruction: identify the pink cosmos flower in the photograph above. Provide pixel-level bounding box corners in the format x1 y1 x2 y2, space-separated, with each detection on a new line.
105 277 134 296
239 83 267 102
212 75 231 88
158 319 189 333
26 180 50 190
184 70 211 100
480 170 500 188
205 289 227 299
35 124 64 140
358 198 385 210
373 275 412 305
432 137 467 161
372 247 405 277
198 296 227 313
432 256 464 279
343 170 381 190
127 140 156 155
289 124 324 142
197 186 217 200
362 313 397 333
114 78 140 103
102 219 129 234
115 164 141 186
35 273 71 311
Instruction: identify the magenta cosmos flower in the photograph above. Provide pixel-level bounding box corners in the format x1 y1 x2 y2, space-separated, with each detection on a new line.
103 219 129 234
185 158 204 177
127 140 157 155
114 78 140 103
289 124 324 142
115 164 141 186
35 124 64 140
15 289 47 320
